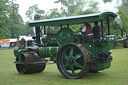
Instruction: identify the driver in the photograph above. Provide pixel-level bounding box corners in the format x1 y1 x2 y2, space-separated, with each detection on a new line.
80 23 93 35
84 23 93 35
80 23 93 42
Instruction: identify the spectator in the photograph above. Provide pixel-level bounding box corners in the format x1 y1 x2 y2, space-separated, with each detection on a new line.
16 38 20 47
0 43 1 48
92 21 100 41
20 37 26 48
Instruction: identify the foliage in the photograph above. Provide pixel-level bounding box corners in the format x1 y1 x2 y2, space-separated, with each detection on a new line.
118 9 128 34
1 0 128 39
25 4 45 20
41 8 63 19
0 0 25 39
8 0 25 38
0 0 11 39
110 21 120 35
25 5 63 36
103 0 112 2
24 21 34 36
54 0 128 35
55 0 82 16
121 0 128 14
48 8 63 18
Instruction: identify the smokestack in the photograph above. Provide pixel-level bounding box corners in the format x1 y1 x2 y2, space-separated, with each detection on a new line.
34 14 41 44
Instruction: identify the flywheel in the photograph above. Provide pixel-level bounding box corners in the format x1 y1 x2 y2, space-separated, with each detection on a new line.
56 28 74 47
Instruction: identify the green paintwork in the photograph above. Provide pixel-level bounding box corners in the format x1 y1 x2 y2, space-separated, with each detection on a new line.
103 35 115 41
15 12 118 78
47 34 57 44
41 35 47 43
56 28 74 47
115 35 124 42
29 12 117 27
39 47 58 58
31 12 116 73
18 49 31 61
60 46 85 76
42 34 57 44
82 38 114 71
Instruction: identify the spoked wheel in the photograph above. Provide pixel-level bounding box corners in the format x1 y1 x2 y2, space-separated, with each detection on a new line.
57 43 90 79
15 52 46 74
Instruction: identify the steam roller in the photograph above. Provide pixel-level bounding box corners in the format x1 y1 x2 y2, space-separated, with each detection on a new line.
14 12 117 79
14 50 46 74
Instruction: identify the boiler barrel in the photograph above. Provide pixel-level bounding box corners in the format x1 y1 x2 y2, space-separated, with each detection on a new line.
38 47 59 58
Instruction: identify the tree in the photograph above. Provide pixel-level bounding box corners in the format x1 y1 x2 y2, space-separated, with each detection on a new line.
25 4 45 20
0 0 11 39
118 9 128 34
121 0 128 14
48 8 63 18
24 21 34 36
55 0 82 16
103 0 112 3
9 0 25 38
55 0 100 17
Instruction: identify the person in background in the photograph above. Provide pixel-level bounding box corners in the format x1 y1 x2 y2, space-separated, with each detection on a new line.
92 21 100 42
16 38 20 47
20 37 26 48
0 43 1 48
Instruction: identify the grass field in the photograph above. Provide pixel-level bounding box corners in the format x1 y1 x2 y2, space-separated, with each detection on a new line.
0 47 128 85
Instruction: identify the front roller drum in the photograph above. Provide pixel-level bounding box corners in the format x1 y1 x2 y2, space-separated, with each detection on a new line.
57 43 90 79
15 52 46 74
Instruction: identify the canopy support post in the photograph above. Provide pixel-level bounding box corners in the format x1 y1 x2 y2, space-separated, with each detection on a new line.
101 19 104 40
107 17 110 35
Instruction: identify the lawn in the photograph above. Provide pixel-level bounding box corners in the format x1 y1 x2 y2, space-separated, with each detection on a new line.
0 47 128 85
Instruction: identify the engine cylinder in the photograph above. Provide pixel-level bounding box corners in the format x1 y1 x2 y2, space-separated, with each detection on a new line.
38 47 58 58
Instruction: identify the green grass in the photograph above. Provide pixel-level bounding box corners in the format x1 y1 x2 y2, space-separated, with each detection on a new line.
0 47 128 85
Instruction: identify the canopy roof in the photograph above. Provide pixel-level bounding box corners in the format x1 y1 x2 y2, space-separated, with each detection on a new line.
29 12 117 27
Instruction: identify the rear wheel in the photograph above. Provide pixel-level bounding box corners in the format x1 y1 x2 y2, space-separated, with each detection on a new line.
88 69 98 73
123 39 128 48
57 43 90 79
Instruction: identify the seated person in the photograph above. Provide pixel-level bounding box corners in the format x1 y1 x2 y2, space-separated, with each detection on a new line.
80 23 93 35
84 22 93 35
92 21 100 42
80 25 86 34
80 23 93 42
